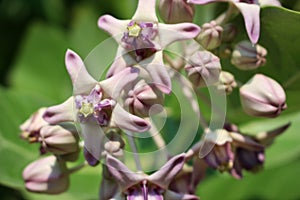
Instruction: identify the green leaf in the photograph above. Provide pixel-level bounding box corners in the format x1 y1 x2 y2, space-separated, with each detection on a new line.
197 159 300 200
9 22 71 102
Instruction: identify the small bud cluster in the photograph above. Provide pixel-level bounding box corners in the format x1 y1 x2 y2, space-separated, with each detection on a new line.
19 0 290 199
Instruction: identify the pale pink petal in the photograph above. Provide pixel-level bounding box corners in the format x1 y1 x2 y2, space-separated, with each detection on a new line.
148 154 185 189
65 49 97 95
164 190 199 200
106 47 136 78
43 97 75 124
111 104 150 132
100 67 140 99
140 51 172 94
132 0 158 22
158 23 200 48
106 154 143 191
80 122 105 166
97 15 130 43
235 3 260 44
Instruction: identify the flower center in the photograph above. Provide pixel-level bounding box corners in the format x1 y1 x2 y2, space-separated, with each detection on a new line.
127 22 142 37
79 102 94 118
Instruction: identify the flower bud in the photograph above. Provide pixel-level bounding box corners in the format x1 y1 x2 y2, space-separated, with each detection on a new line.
216 71 237 94
185 50 221 88
124 79 164 117
39 125 79 156
23 156 69 194
240 74 287 118
231 40 267 70
103 129 125 158
20 108 48 143
196 21 223 50
159 0 195 24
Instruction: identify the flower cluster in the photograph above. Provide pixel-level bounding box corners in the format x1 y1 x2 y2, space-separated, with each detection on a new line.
20 0 290 199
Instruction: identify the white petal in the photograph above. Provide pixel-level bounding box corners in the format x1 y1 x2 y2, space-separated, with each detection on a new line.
43 97 75 124
65 49 97 95
235 3 260 44
132 0 158 22
111 104 150 132
158 23 200 48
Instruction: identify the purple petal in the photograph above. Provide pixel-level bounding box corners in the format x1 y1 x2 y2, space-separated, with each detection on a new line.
81 122 105 166
230 132 264 151
158 23 200 48
141 51 172 94
111 104 150 132
235 3 260 44
148 153 185 189
100 67 140 99
106 154 143 191
164 190 199 200
65 49 97 95
132 0 158 22
43 97 75 124
97 15 130 42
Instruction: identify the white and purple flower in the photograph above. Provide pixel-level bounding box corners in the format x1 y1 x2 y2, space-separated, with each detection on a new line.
43 49 150 165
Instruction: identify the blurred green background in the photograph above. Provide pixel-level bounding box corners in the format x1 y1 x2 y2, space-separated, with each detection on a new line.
1 0 300 199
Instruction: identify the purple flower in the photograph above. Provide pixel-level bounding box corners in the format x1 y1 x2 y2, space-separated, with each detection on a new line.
106 154 199 199
43 49 150 165
200 128 264 179
98 0 200 93
187 0 281 44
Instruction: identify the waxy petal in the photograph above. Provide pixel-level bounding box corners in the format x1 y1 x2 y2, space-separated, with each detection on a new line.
80 122 105 166
65 49 97 95
100 67 140 99
111 104 150 132
141 51 172 94
43 97 75 124
106 154 144 191
98 15 130 43
132 0 158 22
230 132 264 151
158 23 201 48
164 190 199 200
148 153 185 189
235 3 260 44
106 47 136 78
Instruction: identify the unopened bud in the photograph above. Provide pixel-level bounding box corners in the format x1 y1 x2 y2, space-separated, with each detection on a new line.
20 108 48 143
124 80 164 117
216 71 237 94
196 21 223 50
39 125 79 156
23 156 69 194
103 129 125 158
231 40 267 70
185 50 221 88
240 74 287 118
159 0 195 24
